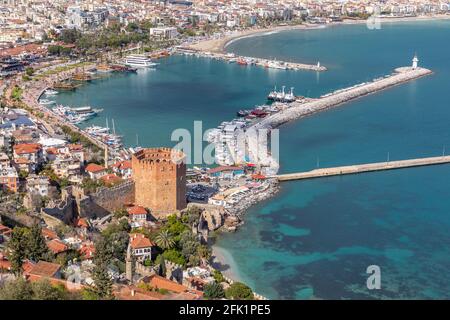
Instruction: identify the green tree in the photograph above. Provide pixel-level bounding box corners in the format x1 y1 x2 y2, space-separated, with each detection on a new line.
7 227 29 274
25 67 34 76
204 282 225 299
225 282 254 300
212 269 225 283
157 254 166 277
90 237 114 300
0 277 33 300
108 231 129 262
161 249 186 266
31 279 64 300
154 230 175 250
27 223 51 262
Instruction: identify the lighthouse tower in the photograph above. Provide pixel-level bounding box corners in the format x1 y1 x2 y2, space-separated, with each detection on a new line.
412 54 419 70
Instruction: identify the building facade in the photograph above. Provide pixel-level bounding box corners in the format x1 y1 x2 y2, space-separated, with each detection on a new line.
132 148 186 218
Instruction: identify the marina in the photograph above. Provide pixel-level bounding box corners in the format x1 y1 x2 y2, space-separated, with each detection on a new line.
208 60 432 171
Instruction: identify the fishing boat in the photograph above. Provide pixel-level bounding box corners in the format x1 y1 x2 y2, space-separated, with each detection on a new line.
236 110 250 117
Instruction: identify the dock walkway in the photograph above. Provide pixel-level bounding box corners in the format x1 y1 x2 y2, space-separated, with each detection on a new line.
272 155 450 181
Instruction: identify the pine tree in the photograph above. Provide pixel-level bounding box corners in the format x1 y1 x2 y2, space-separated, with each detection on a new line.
158 255 166 277
7 227 28 275
27 223 50 262
91 262 114 300
90 236 114 299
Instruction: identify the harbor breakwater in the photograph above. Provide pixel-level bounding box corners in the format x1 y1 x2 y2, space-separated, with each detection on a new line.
245 66 433 171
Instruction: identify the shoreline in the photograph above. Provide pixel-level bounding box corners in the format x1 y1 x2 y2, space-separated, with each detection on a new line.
189 14 450 54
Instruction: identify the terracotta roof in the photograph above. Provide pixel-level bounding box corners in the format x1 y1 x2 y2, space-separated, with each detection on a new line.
14 157 30 164
22 260 35 273
25 274 84 291
100 173 122 185
114 285 164 300
79 242 95 260
42 228 58 240
251 174 266 180
129 233 154 249
13 143 42 155
47 239 68 254
0 259 11 271
127 205 147 215
68 144 83 151
27 261 61 278
45 147 57 155
85 163 106 173
112 160 132 170
74 218 89 228
0 224 12 237
144 274 202 298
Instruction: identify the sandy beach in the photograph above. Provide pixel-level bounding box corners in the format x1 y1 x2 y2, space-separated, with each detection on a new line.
211 245 243 282
189 14 450 54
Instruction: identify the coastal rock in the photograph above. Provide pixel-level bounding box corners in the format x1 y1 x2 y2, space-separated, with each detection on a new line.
224 215 240 232
202 206 225 231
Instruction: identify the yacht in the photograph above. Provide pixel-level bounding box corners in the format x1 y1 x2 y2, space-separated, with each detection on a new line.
124 54 157 68
44 89 58 96
39 99 56 105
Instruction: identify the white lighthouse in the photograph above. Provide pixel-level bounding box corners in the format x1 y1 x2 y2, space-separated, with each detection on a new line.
412 54 419 70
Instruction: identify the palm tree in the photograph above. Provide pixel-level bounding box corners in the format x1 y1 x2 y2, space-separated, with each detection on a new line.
154 230 175 250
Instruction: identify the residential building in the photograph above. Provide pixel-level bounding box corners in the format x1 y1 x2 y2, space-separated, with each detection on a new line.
129 233 154 261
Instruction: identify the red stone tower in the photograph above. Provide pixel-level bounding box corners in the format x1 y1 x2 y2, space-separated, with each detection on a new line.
131 148 186 218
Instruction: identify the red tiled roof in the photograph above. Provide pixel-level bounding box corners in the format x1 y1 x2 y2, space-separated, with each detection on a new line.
129 233 154 249
74 218 89 228
0 259 11 271
45 147 57 155
79 242 95 260
14 157 30 164
100 173 122 185
144 274 202 298
47 239 68 254
42 228 58 240
112 160 132 170
25 274 84 291
127 205 147 215
85 163 106 173
13 143 42 155
0 224 12 237
68 144 83 151
27 261 61 278
114 285 164 300
251 174 266 180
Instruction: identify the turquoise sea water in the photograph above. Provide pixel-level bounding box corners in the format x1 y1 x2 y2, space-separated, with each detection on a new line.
55 20 450 299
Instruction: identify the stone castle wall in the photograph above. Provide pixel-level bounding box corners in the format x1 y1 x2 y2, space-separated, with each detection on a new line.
77 180 135 218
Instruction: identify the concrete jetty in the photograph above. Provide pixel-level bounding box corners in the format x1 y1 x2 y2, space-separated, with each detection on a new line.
255 66 432 130
272 155 450 181
242 65 432 173
175 47 326 72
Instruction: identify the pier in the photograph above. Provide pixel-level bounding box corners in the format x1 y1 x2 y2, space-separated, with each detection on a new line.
271 155 450 181
175 47 326 71
243 65 432 171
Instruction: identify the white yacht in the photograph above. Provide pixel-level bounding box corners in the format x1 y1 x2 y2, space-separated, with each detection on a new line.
124 54 157 68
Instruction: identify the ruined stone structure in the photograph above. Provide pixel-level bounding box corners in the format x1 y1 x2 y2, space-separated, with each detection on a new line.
132 148 187 218
41 182 135 226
